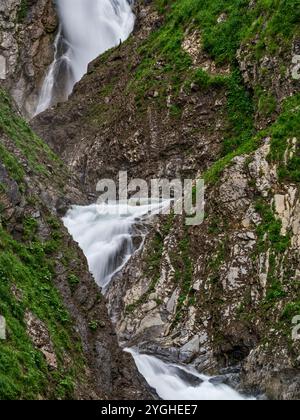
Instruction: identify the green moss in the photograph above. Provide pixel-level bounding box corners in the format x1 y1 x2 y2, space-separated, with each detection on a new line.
268 94 300 184
281 302 300 321
204 93 300 185
17 0 28 23
23 218 39 240
68 274 80 292
172 230 193 325
0 88 89 399
255 200 291 254
0 143 25 184
254 200 291 310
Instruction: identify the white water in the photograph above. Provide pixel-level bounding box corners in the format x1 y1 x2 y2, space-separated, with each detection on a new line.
127 350 246 401
62 201 165 289
63 202 249 400
35 27 64 115
35 0 135 115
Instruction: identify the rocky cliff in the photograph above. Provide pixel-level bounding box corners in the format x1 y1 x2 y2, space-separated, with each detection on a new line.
0 0 57 116
0 62 150 402
33 0 300 400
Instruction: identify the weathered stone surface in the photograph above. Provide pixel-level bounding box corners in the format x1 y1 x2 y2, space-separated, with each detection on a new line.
25 311 58 369
0 0 57 116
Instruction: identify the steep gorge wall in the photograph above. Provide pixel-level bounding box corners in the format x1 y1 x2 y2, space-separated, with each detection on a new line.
0 1 153 398
0 87 151 400
0 0 57 116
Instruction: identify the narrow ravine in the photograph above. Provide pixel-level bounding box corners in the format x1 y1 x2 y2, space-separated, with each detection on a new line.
40 0 249 401
63 203 249 400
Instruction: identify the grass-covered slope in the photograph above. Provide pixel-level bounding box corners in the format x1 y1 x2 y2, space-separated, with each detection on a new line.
0 89 148 400
133 0 300 154
0 89 91 399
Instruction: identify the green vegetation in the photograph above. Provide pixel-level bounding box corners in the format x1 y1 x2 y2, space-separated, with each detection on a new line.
154 0 299 63
133 0 299 100
253 197 291 308
268 94 300 184
68 274 80 292
0 89 87 400
0 89 62 179
258 92 277 118
255 200 291 254
17 0 28 23
0 227 85 400
125 214 174 313
130 0 299 185
0 143 25 184
281 301 300 321
88 321 99 331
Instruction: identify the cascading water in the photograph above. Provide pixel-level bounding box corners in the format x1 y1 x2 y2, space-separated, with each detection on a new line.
62 201 156 289
126 350 248 401
34 0 135 115
63 203 249 400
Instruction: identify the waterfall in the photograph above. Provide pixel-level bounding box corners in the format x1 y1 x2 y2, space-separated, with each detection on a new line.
62 201 164 289
34 0 135 115
63 202 250 400
126 350 248 401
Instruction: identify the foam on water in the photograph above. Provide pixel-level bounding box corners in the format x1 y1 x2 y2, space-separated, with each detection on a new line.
63 201 165 289
127 349 247 401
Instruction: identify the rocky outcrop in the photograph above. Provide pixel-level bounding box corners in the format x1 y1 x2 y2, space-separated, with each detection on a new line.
0 0 57 116
24 310 58 370
238 37 300 129
32 2 227 192
107 137 300 399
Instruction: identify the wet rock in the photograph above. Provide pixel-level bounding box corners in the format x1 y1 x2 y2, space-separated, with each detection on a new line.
0 0 58 116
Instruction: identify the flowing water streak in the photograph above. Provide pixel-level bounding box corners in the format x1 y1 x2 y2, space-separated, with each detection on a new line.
34 26 63 115
63 203 249 400
34 0 135 115
127 349 247 401
62 201 165 289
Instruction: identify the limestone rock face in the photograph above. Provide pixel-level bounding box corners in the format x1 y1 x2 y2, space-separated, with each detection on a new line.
25 311 58 370
0 0 57 116
106 138 300 400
